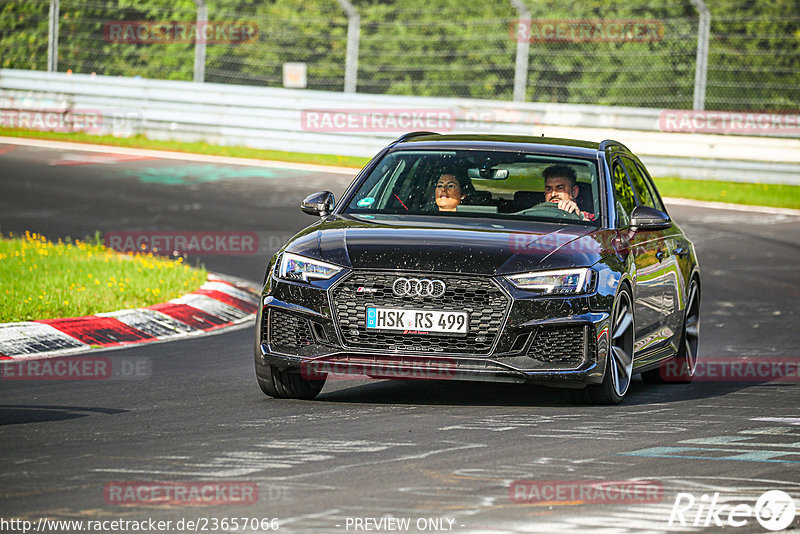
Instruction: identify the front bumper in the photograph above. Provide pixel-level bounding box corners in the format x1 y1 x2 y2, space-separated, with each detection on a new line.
255 272 612 387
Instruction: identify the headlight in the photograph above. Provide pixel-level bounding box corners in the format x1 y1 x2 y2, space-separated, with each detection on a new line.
277 252 343 282
505 268 593 294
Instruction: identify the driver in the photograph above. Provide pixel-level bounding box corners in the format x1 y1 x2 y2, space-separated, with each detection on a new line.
435 173 467 212
543 165 595 221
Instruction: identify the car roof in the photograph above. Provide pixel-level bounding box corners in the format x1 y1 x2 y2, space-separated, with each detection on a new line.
392 133 631 159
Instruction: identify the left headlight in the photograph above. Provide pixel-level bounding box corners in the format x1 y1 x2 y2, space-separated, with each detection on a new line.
277 252 343 282
505 268 594 295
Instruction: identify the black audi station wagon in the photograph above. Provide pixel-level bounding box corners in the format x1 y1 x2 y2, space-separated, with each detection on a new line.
255 133 700 404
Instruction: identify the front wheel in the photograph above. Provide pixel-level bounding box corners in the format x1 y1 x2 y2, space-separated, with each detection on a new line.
571 286 635 405
256 363 325 400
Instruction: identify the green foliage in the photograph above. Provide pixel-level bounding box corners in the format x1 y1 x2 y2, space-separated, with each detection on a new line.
0 1 48 70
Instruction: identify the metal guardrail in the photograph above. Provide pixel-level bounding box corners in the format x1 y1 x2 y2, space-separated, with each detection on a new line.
1 69 799 184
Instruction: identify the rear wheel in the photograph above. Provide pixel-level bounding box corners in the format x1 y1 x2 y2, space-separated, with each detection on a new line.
571 287 634 405
256 363 325 400
642 278 700 383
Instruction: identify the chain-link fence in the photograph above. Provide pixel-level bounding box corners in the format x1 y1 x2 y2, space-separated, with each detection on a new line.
2 0 798 111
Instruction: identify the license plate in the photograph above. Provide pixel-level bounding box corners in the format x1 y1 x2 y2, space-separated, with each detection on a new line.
366 307 468 335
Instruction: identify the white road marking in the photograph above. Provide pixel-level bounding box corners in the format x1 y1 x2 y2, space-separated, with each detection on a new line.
93 439 423 479
740 426 797 435
0 135 359 175
752 417 800 426
664 197 800 216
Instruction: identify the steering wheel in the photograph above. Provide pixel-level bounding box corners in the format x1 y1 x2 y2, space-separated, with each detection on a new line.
521 201 584 221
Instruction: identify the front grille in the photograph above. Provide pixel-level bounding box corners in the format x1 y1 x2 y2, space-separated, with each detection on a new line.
331 272 509 355
526 325 591 369
268 310 313 352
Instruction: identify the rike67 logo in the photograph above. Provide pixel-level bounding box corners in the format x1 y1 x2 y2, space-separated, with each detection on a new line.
669 490 796 531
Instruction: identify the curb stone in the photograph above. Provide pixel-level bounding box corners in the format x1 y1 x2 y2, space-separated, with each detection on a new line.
0 273 260 360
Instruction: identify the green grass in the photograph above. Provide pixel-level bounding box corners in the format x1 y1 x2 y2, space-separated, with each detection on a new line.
653 176 800 210
0 231 208 322
2 127 799 210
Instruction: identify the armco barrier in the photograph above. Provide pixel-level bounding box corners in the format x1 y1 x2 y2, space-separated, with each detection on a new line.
1 69 799 184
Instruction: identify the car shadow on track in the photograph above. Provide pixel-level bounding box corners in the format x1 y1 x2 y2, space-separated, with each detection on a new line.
313 377 779 407
621 380 796 406
317 379 570 407
0 405 128 426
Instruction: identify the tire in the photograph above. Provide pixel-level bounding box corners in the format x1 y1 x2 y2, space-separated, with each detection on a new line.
571 286 635 405
642 278 700 384
255 363 325 400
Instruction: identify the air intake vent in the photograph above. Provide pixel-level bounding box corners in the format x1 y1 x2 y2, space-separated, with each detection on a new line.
268 310 313 352
526 325 591 369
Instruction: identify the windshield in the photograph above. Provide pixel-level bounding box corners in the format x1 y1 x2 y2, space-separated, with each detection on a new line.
343 149 601 225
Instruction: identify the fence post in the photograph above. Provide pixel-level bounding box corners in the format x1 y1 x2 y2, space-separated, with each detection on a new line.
691 0 710 110
510 0 530 102
336 0 360 93
193 0 207 83
47 0 59 72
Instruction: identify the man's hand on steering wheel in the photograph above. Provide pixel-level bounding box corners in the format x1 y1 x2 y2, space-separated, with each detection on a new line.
551 198 582 216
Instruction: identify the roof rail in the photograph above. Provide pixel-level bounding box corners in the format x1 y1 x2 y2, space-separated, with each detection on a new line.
392 131 440 144
598 139 632 153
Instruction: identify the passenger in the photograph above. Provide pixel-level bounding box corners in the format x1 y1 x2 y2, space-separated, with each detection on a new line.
543 165 595 221
435 173 467 212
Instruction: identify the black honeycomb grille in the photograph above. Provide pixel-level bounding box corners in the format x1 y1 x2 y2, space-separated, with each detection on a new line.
268 310 313 352
331 272 509 355
527 325 590 369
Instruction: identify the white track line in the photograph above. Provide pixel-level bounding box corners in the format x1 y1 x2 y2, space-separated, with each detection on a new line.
0 135 360 175
663 197 800 216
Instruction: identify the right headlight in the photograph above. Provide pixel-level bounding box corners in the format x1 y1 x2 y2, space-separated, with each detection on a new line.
505 268 594 295
277 252 343 282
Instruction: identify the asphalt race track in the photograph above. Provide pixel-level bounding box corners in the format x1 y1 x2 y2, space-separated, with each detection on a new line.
1 142 799 533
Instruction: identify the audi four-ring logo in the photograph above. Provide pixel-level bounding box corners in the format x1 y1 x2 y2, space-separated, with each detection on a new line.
392 277 447 298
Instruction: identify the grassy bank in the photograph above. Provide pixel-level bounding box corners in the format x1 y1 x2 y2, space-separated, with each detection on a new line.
2 127 799 210
0 231 207 322
653 177 800 210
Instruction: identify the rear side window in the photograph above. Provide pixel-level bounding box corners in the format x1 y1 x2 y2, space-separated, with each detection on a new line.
611 160 635 227
621 157 656 209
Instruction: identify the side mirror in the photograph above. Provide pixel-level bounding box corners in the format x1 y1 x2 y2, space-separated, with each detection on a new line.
630 205 671 231
301 191 335 217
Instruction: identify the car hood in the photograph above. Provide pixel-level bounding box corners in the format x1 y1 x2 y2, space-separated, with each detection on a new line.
285 214 617 275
